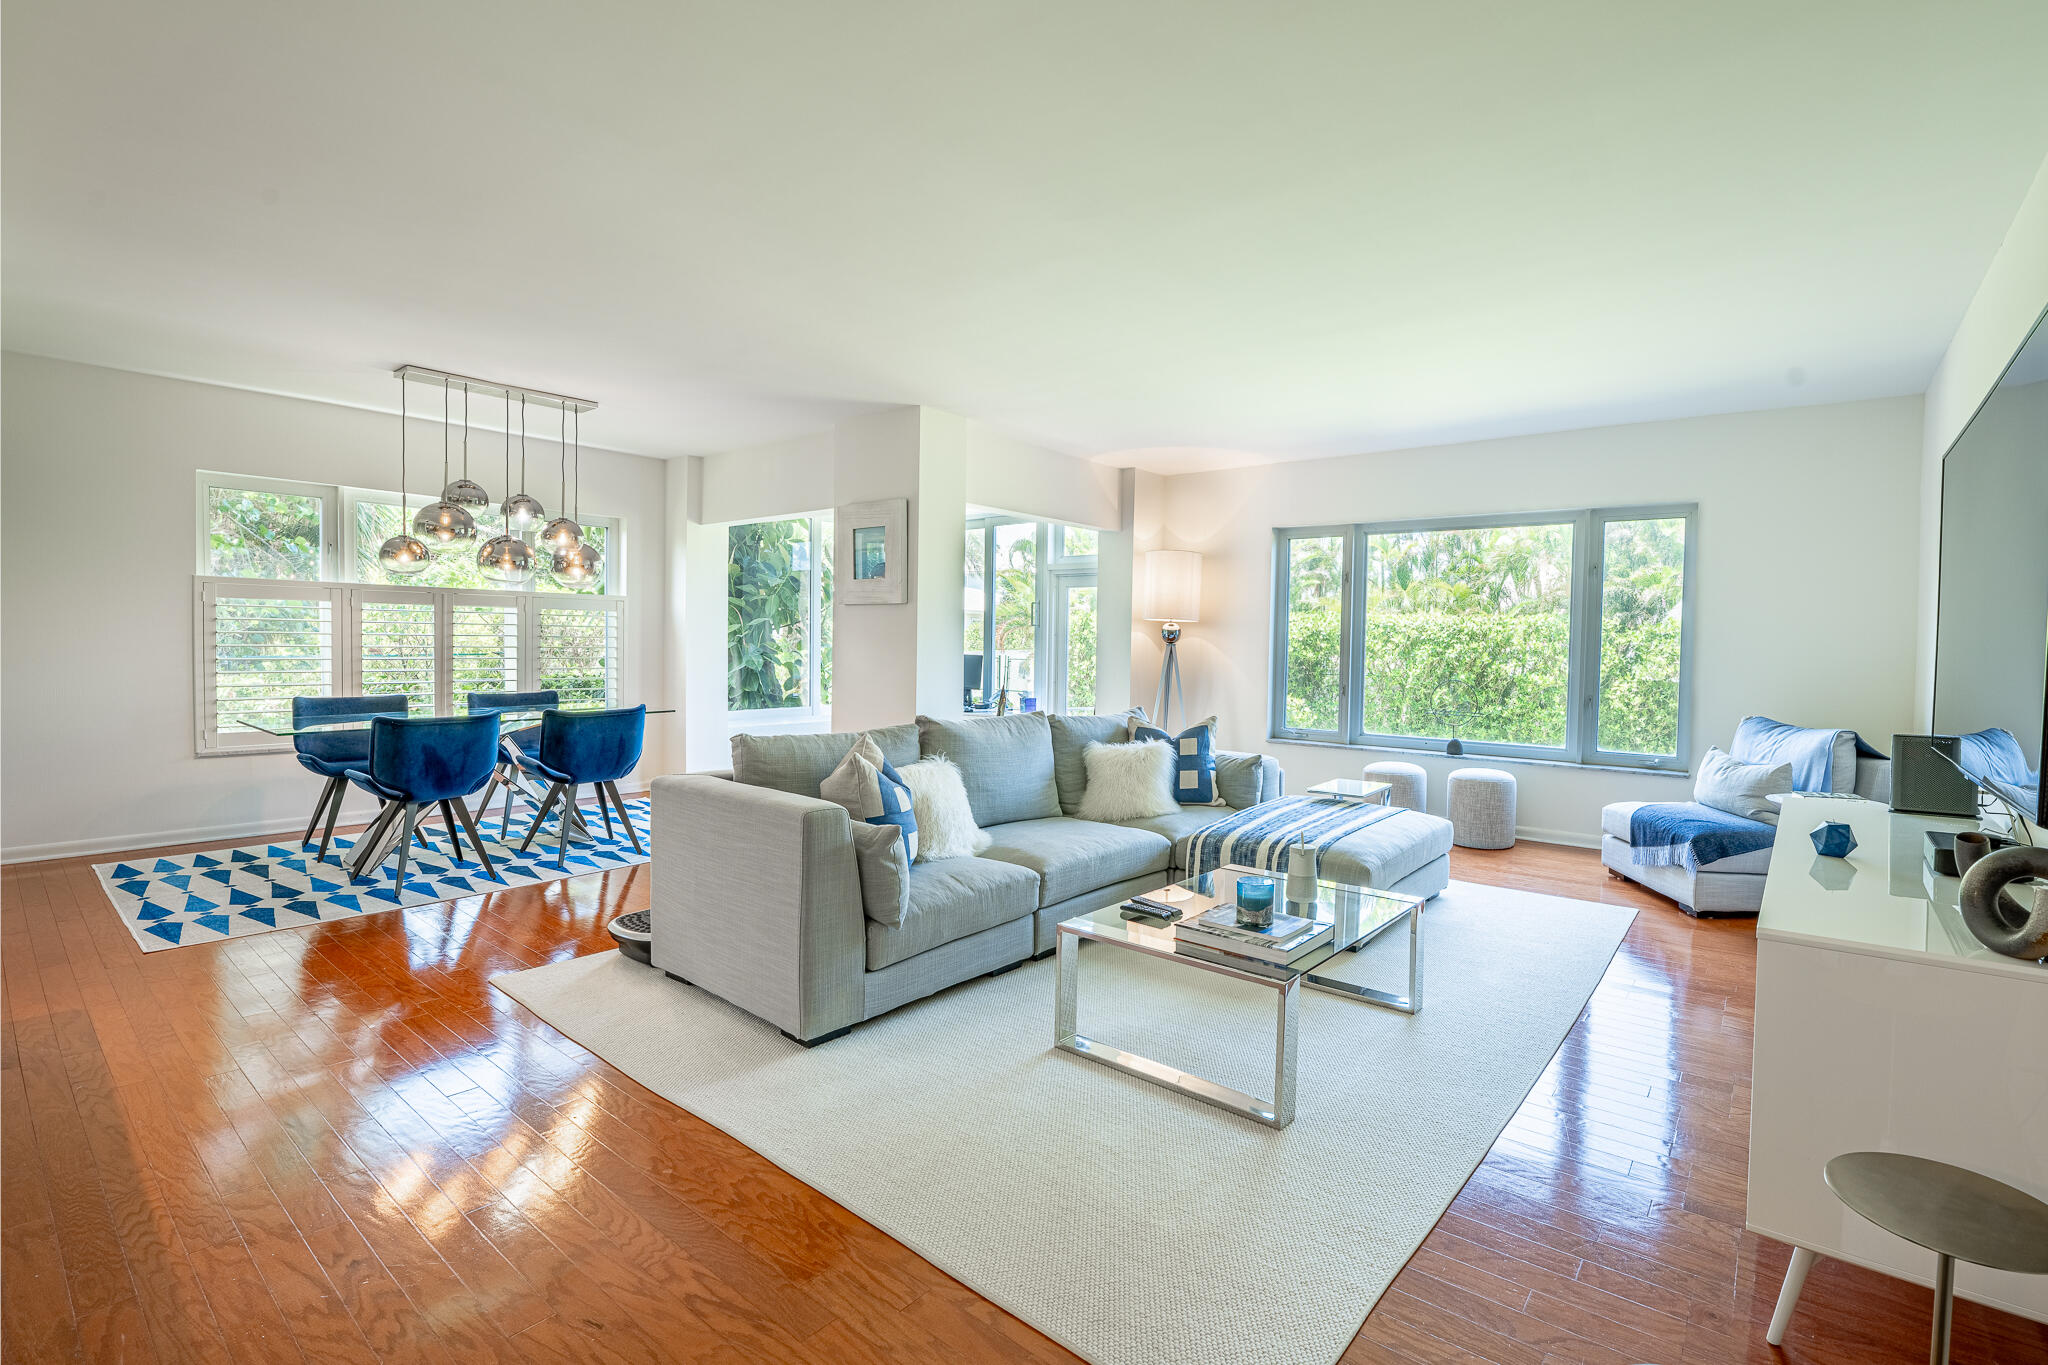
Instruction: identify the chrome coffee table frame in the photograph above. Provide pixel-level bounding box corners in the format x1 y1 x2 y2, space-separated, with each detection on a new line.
1052 870 1423 1129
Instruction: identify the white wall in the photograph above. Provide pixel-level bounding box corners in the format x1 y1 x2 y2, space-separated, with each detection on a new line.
0 353 672 860
1918 151 2048 724
1139 396 1926 844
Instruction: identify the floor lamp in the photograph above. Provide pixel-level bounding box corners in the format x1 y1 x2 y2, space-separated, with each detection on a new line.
1143 549 1202 732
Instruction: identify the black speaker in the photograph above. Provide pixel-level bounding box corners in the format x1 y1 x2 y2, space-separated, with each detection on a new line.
1891 734 1981 817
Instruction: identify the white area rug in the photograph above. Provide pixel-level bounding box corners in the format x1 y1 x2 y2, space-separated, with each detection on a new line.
493 880 1634 1365
94 798 650 951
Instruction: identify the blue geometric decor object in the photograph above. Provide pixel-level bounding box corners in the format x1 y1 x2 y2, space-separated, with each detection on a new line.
1809 820 1858 859
93 797 651 953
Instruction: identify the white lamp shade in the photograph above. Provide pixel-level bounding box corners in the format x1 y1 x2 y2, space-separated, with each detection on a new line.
1143 549 1202 623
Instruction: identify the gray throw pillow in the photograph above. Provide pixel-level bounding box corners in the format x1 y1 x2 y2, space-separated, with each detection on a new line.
1694 747 1793 824
1048 708 1147 815
730 724 920 796
1213 751 1266 809
848 821 911 926
915 712 1061 828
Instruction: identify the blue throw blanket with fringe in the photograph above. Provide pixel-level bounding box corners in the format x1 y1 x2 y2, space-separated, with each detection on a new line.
1628 802 1775 870
1181 795 1405 878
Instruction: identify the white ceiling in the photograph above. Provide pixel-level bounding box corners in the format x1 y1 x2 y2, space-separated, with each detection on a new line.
6 2 2048 472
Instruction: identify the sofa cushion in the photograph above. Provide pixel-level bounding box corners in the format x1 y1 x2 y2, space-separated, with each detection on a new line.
731 724 919 797
1694 747 1792 824
1602 800 1776 874
1214 751 1268 809
849 821 911 927
1309 809 1456 889
916 712 1061 828
868 855 1039 970
1117 805 1244 849
1048 708 1146 815
1131 715 1221 805
979 816 1171 907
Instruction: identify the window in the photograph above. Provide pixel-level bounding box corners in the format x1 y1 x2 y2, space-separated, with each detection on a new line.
1272 506 1694 769
726 514 832 716
351 493 614 595
193 472 627 754
965 518 1101 715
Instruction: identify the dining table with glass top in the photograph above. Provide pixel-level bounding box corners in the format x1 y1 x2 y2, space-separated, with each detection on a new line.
247 705 672 848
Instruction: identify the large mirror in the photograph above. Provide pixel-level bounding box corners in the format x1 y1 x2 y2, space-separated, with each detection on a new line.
1933 303 2048 826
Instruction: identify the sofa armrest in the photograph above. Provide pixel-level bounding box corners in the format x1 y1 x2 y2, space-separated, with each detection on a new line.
649 774 864 1041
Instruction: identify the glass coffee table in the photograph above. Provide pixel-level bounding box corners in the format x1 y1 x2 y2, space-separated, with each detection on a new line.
1052 866 1424 1129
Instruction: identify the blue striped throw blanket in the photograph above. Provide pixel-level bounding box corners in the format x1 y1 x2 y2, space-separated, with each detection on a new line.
1627 802 1775 870
1181 795 1405 878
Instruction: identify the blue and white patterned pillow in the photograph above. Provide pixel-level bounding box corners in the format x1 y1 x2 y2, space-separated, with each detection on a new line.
1128 715 1221 805
820 736 920 860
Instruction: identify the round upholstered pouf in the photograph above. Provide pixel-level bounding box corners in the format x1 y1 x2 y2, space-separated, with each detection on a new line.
1448 767 1517 849
1363 760 1427 813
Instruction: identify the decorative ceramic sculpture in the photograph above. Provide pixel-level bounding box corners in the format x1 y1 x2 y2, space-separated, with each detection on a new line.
1809 821 1858 859
1958 846 2048 960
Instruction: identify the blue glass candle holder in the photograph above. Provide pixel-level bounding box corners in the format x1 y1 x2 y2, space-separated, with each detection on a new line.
1235 876 1276 928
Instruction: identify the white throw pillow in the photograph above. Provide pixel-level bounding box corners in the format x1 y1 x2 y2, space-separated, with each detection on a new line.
1695 746 1794 824
897 755 990 861
1076 740 1179 822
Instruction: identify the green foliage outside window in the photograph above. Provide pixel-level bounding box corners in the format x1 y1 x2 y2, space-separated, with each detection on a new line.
209 487 323 580
728 517 831 711
354 501 608 594
1283 518 1685 757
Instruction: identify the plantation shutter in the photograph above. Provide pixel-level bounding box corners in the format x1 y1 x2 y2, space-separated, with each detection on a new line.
195 581 343 752
534 599 621 707
449 594 521 705
352 588 440 714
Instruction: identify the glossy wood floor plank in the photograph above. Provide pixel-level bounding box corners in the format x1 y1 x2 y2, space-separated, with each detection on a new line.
7 830 2047 1365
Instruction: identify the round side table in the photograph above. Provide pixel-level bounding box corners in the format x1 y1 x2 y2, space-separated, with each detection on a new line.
1770 1152 2048 1363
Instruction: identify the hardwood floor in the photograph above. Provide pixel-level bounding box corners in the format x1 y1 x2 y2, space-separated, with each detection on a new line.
5 829 2046 1364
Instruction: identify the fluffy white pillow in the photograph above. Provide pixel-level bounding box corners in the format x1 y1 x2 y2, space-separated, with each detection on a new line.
1076 740 1179 822
1695 746 1794 824
897 756 990 861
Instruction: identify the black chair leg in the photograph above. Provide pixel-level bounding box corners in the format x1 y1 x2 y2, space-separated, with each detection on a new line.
349 800 400 879
438 800 467 862
316 781 348 863
605 782 644 855
393 804 418 892
452 798 499 882
597 790 614 841
557 784 576 869
303 776 343 847
520 783 564 853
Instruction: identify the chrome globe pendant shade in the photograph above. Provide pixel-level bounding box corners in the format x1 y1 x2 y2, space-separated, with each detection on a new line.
441 383 490 508
539 405 583 552
377 379 431 575
550 407 601 583
501 393 546 532
413 379 478 545
478 390 535 585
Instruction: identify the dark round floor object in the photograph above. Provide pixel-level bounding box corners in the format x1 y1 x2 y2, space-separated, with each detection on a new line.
606 910 653 965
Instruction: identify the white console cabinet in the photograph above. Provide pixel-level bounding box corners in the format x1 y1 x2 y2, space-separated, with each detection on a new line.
1749 795 2048 1329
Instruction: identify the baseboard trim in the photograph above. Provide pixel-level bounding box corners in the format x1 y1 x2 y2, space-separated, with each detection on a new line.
2 783 653 866
1515 825 1601 849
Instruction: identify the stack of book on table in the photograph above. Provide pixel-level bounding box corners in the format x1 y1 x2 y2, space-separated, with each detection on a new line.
1175 905 1332 967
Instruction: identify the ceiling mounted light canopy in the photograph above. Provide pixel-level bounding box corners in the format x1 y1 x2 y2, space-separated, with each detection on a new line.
378 377 430 575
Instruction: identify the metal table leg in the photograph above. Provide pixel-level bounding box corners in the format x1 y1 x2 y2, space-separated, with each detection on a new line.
1054 930 1300 1128
1304 901 1423 1013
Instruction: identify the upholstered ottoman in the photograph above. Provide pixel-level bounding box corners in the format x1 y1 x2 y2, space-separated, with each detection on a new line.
1314 809 1454 901
1363 760 1427 813
1448 767 1516 849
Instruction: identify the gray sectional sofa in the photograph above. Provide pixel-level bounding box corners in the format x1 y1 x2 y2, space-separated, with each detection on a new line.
649 710 1285 1043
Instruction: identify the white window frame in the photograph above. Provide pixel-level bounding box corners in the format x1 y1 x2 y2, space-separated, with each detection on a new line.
1269 504 1697 771
193 576 627 756
195 472 341 580
965 517 1103 716
725 513 832 727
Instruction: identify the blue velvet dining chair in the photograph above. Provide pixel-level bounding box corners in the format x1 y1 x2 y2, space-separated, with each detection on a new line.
343 714 504 890
466 689 559 831
294 694 408 863
515 705 647 868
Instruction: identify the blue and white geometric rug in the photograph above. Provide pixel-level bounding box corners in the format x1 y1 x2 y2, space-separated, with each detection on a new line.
93 798 651 952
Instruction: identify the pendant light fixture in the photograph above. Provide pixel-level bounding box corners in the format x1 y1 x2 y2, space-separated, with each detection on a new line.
539 401 583 552
477 390 535 584
501 392 546 533
413 379 479 544
551 405 602 585
441 382 490 508
377 377 431 575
